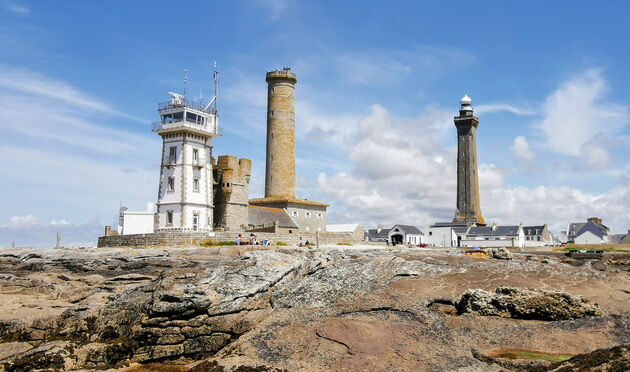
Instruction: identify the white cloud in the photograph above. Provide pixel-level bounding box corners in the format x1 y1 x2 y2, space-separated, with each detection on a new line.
2 1 29 14
511 136 536 163
476 103 536 116
9 214 37 229
254 0 288 20
335 46 475 87
50 219 71 226
539 69 630 160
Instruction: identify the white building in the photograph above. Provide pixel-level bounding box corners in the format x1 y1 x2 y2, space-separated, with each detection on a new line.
388 224 424 246
118 202 155 235
326 224 364 241
425 222 469 247
460 224 524 248
153 74 221 232
568 217 611 245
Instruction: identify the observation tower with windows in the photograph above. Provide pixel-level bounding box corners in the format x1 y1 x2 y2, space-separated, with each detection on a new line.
152 66 221 231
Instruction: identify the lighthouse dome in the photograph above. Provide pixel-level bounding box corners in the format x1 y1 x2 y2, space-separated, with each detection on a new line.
460 94 472 105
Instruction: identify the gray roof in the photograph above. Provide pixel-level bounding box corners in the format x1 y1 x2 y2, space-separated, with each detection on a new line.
248 206 298 229
467 225 521 237
453 227 469 234
431 222 470 228
568 223 586 236
366 228 390 239
612 234 626 244
576 220 607 239
523 225 545 236
391 224 424 235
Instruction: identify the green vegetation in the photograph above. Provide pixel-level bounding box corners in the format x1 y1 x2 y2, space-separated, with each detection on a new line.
201 240 237 247
276 241 287 246
493 349 572 362
336 242 353 246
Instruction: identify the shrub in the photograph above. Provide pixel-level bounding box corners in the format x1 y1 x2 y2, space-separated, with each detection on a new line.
202 240 237 247
276 241 287 246
337 242 352 246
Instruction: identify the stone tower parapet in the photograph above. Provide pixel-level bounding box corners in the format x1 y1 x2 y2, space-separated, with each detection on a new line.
213 155 251 231
452 95 485 226
265 68 297 199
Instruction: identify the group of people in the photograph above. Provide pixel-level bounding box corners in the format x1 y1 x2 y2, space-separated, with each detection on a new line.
236 233 271 246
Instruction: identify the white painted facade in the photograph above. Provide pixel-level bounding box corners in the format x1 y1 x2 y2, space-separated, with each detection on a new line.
153 96 220 232
118 202 155 235
426 226 458 247
387 225 424 246
460 227 525 248
575 231 607 245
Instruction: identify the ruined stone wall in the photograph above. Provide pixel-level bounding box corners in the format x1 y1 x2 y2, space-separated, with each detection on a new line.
265 70 297 199
213 156 251 231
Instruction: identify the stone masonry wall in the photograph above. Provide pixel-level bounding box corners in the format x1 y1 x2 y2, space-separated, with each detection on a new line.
98 230 361 248
213 156 251 231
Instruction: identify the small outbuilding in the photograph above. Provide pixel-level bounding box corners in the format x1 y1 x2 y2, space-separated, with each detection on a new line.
388 224 424 246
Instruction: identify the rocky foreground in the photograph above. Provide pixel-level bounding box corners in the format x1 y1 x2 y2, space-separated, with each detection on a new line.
0 246 629 371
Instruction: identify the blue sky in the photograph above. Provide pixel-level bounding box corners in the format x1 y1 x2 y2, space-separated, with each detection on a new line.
1 0 630 247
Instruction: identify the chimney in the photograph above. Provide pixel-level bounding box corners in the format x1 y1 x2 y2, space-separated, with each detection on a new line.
377 226 382 233
492 223 497 231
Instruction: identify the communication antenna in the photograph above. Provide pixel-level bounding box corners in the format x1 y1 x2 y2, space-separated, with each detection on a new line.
183 69 188 102
204 61 219 113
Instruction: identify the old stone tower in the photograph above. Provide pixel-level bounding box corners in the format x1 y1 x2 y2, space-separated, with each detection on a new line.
213 155 251 230
250 68 328 232
452 95 486 226
264 67 297 198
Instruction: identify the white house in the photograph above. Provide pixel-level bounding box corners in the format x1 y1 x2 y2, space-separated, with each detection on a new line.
118 202 155 235
570 217 611 245
425 222 469 247
460 224 524 248
388 225 424 246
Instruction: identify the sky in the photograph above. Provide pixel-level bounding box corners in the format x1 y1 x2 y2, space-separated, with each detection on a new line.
1 0 630 247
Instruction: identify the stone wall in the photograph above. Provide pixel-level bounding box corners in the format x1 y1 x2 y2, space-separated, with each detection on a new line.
97 229 362 248
213 156 251 231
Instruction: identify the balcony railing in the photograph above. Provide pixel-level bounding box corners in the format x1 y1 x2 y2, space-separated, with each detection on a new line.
152 120 222 135
158 98 218 115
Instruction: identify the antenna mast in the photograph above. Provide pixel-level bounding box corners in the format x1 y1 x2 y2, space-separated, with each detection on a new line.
213 61 219 115
183 69 188 102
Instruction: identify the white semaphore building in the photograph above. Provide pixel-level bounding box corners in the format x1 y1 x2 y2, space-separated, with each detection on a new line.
152 69 221 232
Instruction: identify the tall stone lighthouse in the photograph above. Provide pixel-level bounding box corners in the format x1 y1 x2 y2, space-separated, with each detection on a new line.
264 68 297 199
250 67 328 232
452 95 486 226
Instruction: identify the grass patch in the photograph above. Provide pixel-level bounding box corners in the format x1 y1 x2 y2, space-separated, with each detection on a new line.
336 242 353 246
201 240 237 247
492 349 572 362
276 241 287 246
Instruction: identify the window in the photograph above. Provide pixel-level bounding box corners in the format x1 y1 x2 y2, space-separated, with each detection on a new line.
317 213 322 219
292 211 298 217
193 149 199 163
193 178 199 192
537 236 541 241
167 177 175 192
166 210 173 225
169 147 176 163
429 231 433 236
305 212 311 218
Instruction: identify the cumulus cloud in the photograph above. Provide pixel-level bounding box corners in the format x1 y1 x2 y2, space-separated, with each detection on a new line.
539 69 629 161
511 136 536 163
9 214 37 229
318 103 630 234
